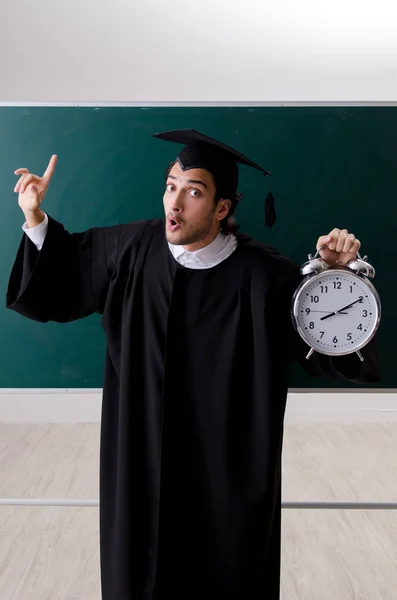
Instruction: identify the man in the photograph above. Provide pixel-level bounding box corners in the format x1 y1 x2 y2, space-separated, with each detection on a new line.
7 129 379 600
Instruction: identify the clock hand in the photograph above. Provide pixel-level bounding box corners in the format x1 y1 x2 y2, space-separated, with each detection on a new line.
309 310 348 314
335 297 363 314
320 311 348 321
320 297 363 321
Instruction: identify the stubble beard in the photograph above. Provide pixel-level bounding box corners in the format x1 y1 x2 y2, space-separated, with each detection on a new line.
166 209 216 246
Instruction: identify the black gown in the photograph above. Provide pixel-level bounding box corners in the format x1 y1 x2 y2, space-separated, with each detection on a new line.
6 216 380 600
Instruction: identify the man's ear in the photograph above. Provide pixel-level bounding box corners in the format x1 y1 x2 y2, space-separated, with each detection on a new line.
216 199 232 221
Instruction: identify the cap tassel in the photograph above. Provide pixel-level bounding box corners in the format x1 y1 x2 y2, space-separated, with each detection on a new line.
265 192 276 228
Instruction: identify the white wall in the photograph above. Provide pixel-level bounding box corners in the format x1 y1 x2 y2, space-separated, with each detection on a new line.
1 0 397 103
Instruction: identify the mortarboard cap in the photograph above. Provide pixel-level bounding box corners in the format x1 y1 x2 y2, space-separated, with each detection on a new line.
153 129 276 227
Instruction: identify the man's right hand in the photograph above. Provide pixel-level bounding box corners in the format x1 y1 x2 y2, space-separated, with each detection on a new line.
14 155 58 227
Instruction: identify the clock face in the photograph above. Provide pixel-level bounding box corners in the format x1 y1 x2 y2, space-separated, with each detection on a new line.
292 270 380 355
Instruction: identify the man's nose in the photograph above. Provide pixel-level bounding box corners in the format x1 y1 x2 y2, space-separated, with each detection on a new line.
171 192 184 212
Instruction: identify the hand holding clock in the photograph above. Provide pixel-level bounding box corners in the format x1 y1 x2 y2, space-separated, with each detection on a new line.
316 228 360 266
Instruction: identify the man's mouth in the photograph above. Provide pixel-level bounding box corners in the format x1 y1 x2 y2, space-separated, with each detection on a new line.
168 217 182 232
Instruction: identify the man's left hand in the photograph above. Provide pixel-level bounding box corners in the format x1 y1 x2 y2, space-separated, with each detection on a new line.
316 228 361 266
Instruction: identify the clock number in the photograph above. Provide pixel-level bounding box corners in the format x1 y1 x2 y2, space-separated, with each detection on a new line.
309 322 314 329
358 296 363 303
362 310 368 317
310 295 319 303
305 308 310 315
357 324 363 330
333 281 342 290
320 285 328 293
350 285 353 293
333 336 338 343
347 333 352 341
319 331 325 338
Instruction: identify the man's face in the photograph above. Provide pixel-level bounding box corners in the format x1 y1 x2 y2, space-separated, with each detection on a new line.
163 162 230 250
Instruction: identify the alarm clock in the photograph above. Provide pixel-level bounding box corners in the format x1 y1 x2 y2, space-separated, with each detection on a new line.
291 247 381 361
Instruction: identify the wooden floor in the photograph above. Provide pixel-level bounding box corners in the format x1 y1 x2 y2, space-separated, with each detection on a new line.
0 423 396 599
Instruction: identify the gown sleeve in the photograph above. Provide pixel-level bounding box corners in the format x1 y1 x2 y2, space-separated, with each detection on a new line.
271 249 381 385
6 214 129 323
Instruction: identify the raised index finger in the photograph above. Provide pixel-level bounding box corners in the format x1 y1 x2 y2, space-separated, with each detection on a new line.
42 154 58 182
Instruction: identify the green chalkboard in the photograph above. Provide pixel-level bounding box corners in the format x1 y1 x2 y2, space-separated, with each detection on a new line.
1 107 395 388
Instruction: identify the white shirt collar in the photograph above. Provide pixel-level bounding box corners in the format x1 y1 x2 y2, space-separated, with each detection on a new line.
169 231 226 265
168 231 238 269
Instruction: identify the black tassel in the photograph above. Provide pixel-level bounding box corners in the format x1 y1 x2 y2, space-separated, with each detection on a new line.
265 192 276 228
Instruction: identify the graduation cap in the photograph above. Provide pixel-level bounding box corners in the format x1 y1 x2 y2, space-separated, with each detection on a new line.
153 129 276 227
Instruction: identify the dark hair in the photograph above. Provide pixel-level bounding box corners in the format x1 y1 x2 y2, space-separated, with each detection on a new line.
164 161 241 234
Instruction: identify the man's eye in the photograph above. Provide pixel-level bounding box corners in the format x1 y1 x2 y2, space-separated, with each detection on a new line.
189 189 201 198
166 184 174 192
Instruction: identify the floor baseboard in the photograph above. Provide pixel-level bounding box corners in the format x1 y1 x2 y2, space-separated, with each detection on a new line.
0 389 396 423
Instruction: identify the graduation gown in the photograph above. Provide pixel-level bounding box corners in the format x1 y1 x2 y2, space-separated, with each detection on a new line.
6 216 380 600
